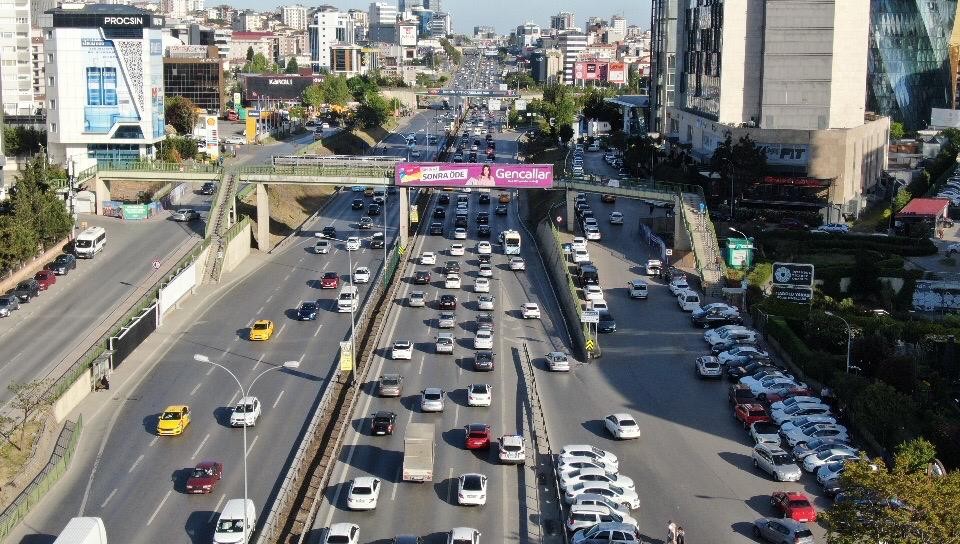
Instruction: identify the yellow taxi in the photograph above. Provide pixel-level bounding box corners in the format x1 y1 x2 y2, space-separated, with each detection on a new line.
156 405 191 436
498 193 511 204
249 319 275 341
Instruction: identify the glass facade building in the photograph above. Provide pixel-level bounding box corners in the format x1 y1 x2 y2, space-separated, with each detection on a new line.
868 0 959 130
163 58 224 114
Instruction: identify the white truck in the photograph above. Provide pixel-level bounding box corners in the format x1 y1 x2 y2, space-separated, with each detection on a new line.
402 423 435 482
54 517 107 544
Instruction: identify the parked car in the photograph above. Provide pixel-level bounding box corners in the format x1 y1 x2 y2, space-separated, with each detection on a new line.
48 253 77 275
752 518 815 544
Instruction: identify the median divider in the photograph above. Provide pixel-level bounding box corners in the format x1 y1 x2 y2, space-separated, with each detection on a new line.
533 217 591 360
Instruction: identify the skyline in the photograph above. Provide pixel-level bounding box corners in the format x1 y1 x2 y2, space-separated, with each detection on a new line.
218 0 650 35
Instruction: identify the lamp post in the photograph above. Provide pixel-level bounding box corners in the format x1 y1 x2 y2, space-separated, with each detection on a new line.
824 311 852 373
315 232 358 385
191 354 299 544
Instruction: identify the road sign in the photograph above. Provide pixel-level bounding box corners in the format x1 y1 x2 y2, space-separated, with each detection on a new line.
773 285 814 304
585 339 596 351
339 341 353 371
152 259 161 270
665 249 673 256
581 310 600 324
772 262 815 287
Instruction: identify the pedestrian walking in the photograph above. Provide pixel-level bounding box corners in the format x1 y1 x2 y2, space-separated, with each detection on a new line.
676 526 686 544
667 520 678 544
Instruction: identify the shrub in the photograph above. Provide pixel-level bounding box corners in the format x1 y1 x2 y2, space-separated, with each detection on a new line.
755 231 938 257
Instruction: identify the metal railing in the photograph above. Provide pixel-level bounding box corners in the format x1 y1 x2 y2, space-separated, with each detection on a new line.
98 161 223 174
555 177 705 201
237 164 396 179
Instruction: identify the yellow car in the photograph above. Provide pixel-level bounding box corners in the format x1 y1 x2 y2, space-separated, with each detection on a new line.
249 319 275 341
156 405 191 436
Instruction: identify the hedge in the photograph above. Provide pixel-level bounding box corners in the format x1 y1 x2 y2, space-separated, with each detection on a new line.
766 316 845 383
755 231 938 257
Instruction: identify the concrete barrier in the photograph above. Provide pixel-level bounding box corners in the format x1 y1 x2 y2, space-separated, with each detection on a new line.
221 220 252 275
534 219 588 360
0 236 72 295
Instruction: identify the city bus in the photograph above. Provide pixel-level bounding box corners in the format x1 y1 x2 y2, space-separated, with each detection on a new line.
501 230 521 255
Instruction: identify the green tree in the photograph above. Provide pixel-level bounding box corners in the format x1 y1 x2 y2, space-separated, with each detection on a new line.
244 52 271 74
323 75 352 106
8 379 52 448
890 121 906 140
346 75 379 101
303 83 325 109
710 133 767 209
288 105 306 120
355 92 391 128
0 214 39 273
439 37 462 64
164 96 199 135
504 71 535 90
581 88 623 128
11 155 73 249
558 124 574 143
2 126 45 156
285 57 299 74
246 46 254 62
893 187 912 212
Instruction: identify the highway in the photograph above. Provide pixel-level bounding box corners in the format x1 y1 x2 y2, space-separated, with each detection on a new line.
308 122 572 543
9 107 440 543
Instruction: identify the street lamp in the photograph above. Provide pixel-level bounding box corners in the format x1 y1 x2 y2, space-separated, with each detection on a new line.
824 311 853 374
191 354 299 544
728 226 750 241
315 232 358 385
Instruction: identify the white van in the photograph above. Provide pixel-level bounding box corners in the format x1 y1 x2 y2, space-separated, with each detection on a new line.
627 280 648 299
337 286 358 313
74 226 106 258
677 290 701 312
213 499 256 544
53 517 107 544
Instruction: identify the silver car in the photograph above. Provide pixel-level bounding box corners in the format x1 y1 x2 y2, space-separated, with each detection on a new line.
0 295 20 317
546 351 571 372
477 295 495 310
752 443 802 482
436 333 455 354
438 312 456 329
753 518 814 544
420 388 445 412
408 291 426 307
171 208 200 222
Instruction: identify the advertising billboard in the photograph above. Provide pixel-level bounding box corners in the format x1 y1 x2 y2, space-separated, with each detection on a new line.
398 23 417 46
395 163 554 189
81 33 141 134
608 62 627 84
244 75 325 101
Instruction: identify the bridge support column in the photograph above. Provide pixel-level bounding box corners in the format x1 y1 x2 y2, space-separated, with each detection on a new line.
256 183 270 250
564 189 577 232
398 187 409 249
673 195 691 251
94 176 111 215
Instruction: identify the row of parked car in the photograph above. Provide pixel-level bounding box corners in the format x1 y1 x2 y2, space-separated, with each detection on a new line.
0 252 78 317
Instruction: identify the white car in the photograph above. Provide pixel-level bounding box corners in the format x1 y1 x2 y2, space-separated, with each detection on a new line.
476 241 492 254
224 135 246 145
588 300 608 312
782 423 849 447
474 329 494 350
474 278 490 293
750 421 782 445
325 523 360 544
230 396 262 427
546 351 571 372
345 237 361 251
566 504 638 535
704 324 751 344
498 434 525 464
779 415 839 435
420 252 437 265
558 445 619 472
420 388 445 412
583 217 599 229
558 459 618 482
454 228 468 239
584 226 601 241
457 473 487 506
669 278 690 295
695 355 723 378
476 294 495 310
609 212 623 224
563 481 639 510
521 303 541 319
584 285 604 301
391 340 413 360
771 403 833 425
560 468 635 493
450 243 465 256
478 263 493 277
572 249 591 263
445 274 462 289
353 266 370 283
571 237 588 251
408 290 426 307
346 477 381 510
802 447 859 473
448 528 481 544
509 257 526 271
603 413 641 440
314 240 330 254
467 383 492 406
719 346 772 367
748 377 805 396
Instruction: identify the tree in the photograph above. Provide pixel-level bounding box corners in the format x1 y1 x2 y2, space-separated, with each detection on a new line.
581 88 623 129
710 133 767 211
243 52 271 74
285 57 299 74
893 187 912 212
890 121 906 140
558 124 574 143
8 380 51 448
246 46 254 62
2 126 45 156
155 136 198 163
355 92 391 128
288 105 306 120
504 71 535 90
11 155 73 249
323 75 352 106
346 75 379 101
164 96 199 135
303 83 325 109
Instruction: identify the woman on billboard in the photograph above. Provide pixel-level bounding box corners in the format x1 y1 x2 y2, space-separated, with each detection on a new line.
467 164 496 187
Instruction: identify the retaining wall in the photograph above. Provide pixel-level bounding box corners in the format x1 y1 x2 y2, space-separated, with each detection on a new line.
0 236 72 295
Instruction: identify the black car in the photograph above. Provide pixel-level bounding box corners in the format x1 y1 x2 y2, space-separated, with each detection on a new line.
371 411 397 435
321 226 337 239
478 193 491 205
352 198 364 210
370 232 385 249
367 204 382 216
438 193 450 205
691 305 743 328
49 254 77 275
476 212 489 225
474 351 495 371
14 279 40 302
199 182 216 195
597 310 617 333
429 222 444 235
393 536 423 544
477 225 491 238
726 361 776 382
297 301 319 321
433 207 446 219
413 271 432 284
495 205 508 215
477 253 492 264
444 260 461 274
454 216 468 228
476 312 494 332
439 294 457 310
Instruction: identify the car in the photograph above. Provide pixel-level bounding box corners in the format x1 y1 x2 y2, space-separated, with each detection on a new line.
570 522 641 544
369 232 385 249
753 518 814 544
433 206 446 219
0 295 20 317
603 413 641 439
478 263 493 277
420 252 437 265
705 324 752 345
352 198 365 210
598 310 617 333
185 460 223 494
377 374 403 397
199 182 216 195
513 303 540 320
812 223 849 234
370 411 396 435
748 376 806 397
561 469 636 494
583 284 604 301
229 396 261 427
558 445 619 472
571 237 588 251
802 446 859 473
392 340 413 360
498 434 525 464
467 293 492 310
769 491 817 523
668 277 690 296
314 239 330 254
750 421 782 445
728 383 758 406
358 216 374 230
345 237 361 251
454 228 468 239
947 242 960 254
782 423 849 447
367 204 382 216
346 477 381 511
444 260 461 274
456 473 488 506
769 396 826 412
439 294 458 310
476 312 494 332
477 225 492 238
475 212 490 225
13 279 39 302
564 481 640 510
474 329 494 349
571 249 590 264
546 351 571 372
156 405 191 436
719 346 772 367
464 382 492 406
626 280 648 299
691 305 743 328
438 193 451 205
325 523 360 544
584 226 602 241
34 269 56 290
752 443 802 482
429 222 444 235
735 403 772 429
498 193 511 204
695 355 723 378
473 277 491 293
508 257 526 271
438 312 456 328
464 423 491 449
792 438 857 460
645 259 663 276
420 388 445 412
447 527 481 544
474 351 495 371
478 193 491 205
297 300 320 321
609 212 624 225
771 403 833 425
710 334 760 354
476 241 492 255
450 243 465 256
170 208 200 222
316 272 339 291
48 253 77 275
726 361 779 382
413 270 432 285
248 319 275 341
353 267 371 283
495 204 508 215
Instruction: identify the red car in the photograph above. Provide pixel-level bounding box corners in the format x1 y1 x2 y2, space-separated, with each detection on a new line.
34 270 56 290
185 461 223 494
320 271 340 289
759 386 816 405
464 423 491 450
728 383 757 406
734 403 771 429
770 491 817 522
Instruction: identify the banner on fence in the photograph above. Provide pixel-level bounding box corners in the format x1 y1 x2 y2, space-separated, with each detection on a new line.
395 163 554 189
109 303 158 368
159 260 198 316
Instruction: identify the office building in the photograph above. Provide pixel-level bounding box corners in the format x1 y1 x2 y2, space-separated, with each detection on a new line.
348 9 368 42
330 43 366 75
164 45 223 113
558 31 587 84
281 4 308 31
0 0 34 116
515 22 541 49
649 0 677 133
423 0 441 10
429 12 451 36
369 2 397 26
309 8 341 72
398 0 422 11
43 3 166 164
529 48 562 83
551 12 575 31
30 36 45 112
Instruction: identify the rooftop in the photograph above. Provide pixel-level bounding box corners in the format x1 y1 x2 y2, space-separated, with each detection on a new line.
47 3 153 15
897 198 951 218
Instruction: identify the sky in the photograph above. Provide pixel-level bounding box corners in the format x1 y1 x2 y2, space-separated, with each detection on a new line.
221 0 650 35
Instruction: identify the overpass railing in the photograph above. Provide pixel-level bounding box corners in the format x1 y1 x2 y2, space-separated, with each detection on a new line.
555 177 705 201
98 161 224 175
237 164 396 179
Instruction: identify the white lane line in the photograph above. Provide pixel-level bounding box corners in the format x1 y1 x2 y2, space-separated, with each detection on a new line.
273 390 285 408
265 295 274 304
418 354 425 375
128 454 144 474
146 489 172 526
192 433 211 459
406 410 414 425
228 390 240 407
446 467 455 504
189 382 202 396
453 404 460 427
256 306 264 314
149 437 159 447
253 353 265 371
277 322 287 337
313 322 324 337
390 467 402 501
206 366 215 376
246 435 259 456
10 351 23 362
100 488 118 509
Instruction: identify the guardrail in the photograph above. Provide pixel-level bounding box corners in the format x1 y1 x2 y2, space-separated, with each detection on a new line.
555 177 705 201
237 164 395 179
98 161 223 174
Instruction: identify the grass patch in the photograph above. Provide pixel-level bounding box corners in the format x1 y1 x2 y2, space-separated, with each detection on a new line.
0 420 43 502
851 203 891 233
239 185 336 248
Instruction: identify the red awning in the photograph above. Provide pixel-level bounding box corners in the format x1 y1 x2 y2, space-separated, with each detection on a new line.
896 198 950 218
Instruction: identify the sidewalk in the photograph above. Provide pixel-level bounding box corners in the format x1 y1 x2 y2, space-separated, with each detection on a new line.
906 222 960 274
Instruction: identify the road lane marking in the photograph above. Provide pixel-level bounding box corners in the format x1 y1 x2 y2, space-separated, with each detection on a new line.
149 437 159 447
418 354 425 375
265 295 274 304
313 322 324 337
209 494 226 522
190 382 202 396
284 273 291 281
192 433 211 459
128 454 144 473
257 306 264 314
390 467 402 501
277 322 287 337
206 366 215 376
228 390 239 407
453 404 460 427
146 489 172 526
100 488 117 509
253 353 265 370
273 390 285 408
246 435 259 455
447 468 455 504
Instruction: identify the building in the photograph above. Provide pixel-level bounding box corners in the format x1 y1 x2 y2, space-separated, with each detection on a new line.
870 1 958 131
161 0 187 18
429 12 451 37
423 0 441 10
474 25 495 38
369 2 397 26
0 0 34 116
529 48 563 83
558 31 587 84
330 43 367 75
398 0 422 11
31 0 57 28
515 22 541 49
164 45 223 113
30 36 45 112
649 0 678 133
281 5 308 31
43 3 166 164
667 0 889 220
550 12 575 31
309 9 340 72
273 31 307 63
231 31 272 62
348 9 368 42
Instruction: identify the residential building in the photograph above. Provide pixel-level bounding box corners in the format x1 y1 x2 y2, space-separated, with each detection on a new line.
515 22 541 49
213 27 232 67
30 36 45 112
163 45 223 113
0 0 34 116
423 0 441 11
309 8 346 72
348 9 368 42
369 2 397 26
161 0 187 18
558 31 587 84
231 31 272 62
236 11 264 32
31 0 57 28
550 12 575 31
272 31 307 63
43 3 166 164
281 4 308 31
530 48 562 83
398 0 422 11
429 11 450 37
474 25 495 39
649 0 678 133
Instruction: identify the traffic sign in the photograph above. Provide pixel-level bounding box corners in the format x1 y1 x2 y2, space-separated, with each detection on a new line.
339 341 353 371
585 339 596 351
772 262 815 287
773 285 814 304
152 259 161 270
581 310 600 324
